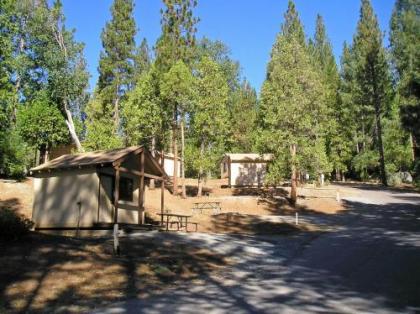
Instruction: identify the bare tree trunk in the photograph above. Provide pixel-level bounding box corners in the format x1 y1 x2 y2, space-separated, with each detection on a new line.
172 108 178 195
12 36 25 123
150 137 156 189
290 144 297 206
51 21 84 152
180 117 186 198
64 100 84 152
197 141 204 197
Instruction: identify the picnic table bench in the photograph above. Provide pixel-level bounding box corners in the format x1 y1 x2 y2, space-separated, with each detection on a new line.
192 201 222 214
157 213 197 232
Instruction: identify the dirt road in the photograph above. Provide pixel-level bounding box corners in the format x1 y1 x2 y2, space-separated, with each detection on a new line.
94 185 420 314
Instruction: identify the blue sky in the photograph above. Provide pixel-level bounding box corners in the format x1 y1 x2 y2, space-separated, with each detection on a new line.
62 0 395 92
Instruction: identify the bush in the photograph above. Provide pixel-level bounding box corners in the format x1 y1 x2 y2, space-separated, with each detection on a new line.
0 129 31 179
0 208 34 241
387 173 402 187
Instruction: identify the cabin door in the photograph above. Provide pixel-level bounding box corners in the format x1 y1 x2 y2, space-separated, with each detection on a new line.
98 174 114 223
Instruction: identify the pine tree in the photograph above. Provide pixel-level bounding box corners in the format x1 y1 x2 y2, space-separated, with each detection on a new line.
267 0 305 78
390 0 420 160
97 0 136 130
155 0 198 72
259 0 327 204
191 57 229 196
160 61 195 197
229 80 258 152
352 0 392 185
123 66 162 147
310 14 349 180
155 0 198 195
133 38 151 86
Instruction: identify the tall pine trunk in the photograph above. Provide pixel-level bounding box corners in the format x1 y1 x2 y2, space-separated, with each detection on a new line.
114 96 120 131
180 117 186 198
290 143 297 206
172 108 178 195
374 102 387 186
197 141 204 197
150 137 156 189
409 133 416 162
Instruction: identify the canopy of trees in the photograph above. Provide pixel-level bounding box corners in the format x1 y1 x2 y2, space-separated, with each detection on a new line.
0 0 418 192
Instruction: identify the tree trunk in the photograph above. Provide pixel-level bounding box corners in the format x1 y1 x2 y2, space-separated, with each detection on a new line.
410 133 416 162
114 96 120 131
375 105 387 186
197 141 204 197
172 108 178 195
335 168 341 181
150 137 156 189
51 22 84 152
180 117 186 198
64 101 84 152
290 143 297 206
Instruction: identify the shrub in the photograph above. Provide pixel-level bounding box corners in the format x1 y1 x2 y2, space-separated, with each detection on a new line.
0 208 34 241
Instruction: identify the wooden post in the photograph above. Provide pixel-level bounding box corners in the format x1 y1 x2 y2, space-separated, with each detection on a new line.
161 149 165 226
228 157 231 188
113 167 120 224
113 166 120 255
113 223 120 255
139 150 145 225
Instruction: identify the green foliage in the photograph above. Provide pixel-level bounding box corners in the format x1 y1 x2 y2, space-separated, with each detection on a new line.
133 38 152 86
390 0 420 154
190 57 229 176
229 80 258 152
383 101 412 173
259 10 327 183
0 128 30 178
352 149 379 180
310 14 347 177
349 0 393 184
98 0 136 101
155 0 199 72
160 60 195 116
123 67 163 147
0 208 34 241
84 117 123 151
16 92 68 149
84 93 123 151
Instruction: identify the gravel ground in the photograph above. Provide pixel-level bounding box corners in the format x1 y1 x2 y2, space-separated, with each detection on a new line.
93 185 420 314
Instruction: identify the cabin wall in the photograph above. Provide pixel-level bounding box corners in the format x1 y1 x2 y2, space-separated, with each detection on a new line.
32 169 100 228
156 156 180 177
230 162 269 186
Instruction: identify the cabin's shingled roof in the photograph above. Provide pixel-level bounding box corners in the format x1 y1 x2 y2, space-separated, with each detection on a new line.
31 146 142 172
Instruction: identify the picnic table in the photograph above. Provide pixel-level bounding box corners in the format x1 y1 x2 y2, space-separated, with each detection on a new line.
157 213 194 232
192 201 222 214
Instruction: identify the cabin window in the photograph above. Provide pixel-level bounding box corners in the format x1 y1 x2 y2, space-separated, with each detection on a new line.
119 177 134 202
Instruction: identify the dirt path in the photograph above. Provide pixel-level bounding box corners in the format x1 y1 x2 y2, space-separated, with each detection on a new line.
94 185 420 314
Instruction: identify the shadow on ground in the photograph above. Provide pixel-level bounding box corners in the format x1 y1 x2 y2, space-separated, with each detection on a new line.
0 231 228 313
93 189 420 313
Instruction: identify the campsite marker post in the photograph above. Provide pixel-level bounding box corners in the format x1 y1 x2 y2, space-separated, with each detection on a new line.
113 224 120 255
295 212 299 225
